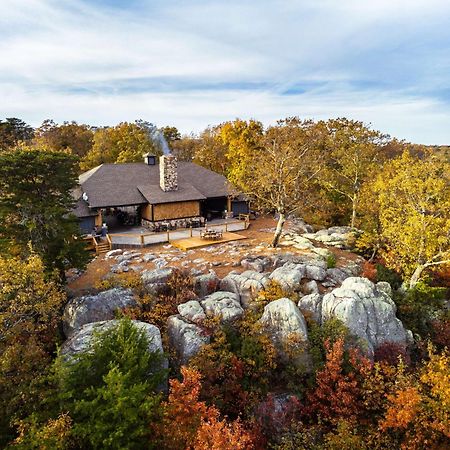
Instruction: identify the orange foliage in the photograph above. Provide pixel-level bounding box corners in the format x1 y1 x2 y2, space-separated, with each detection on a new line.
157 366 255 450
361 261 377 281
193 416 254 450
306 338 371 425
381 387 421 430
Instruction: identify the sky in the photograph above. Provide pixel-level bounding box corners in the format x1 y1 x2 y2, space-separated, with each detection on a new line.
2 0 450 144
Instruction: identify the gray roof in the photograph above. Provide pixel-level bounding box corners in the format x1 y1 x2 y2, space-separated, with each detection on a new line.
72 197 98 218
78 161 232 208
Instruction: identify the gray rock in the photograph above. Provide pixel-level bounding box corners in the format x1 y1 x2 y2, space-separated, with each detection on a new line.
141 267 174 295
168 315 210 364
178 300 206 324
63 288 137 337
241 256 273 272
323 267 349 287
376 281 392 297
322 277 410 357
200 291 244 322
105 249 123 258
152 258 168 269
303 280 319 295
305 265 327 281
61 319 163 357
269 263 305 292
298 293 323 323
259 298 310 366
220 270 270 307
60 320 167 390
143 253 157 262
194 270 220 297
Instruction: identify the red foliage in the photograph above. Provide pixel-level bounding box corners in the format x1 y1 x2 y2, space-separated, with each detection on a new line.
305 338 371 425
430 319 450 350
361 261 377 281
254 394 302 440
374 342 411 366
157 366 257 450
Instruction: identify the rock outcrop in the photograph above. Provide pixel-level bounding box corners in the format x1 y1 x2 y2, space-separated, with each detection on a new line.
259 298 310 366
167 315 210 364
303 226 359 250
141 267 175 295
220 270 270 307
178 300 206 325
200 291 244 323
63 288 137 337
269 263 305 292
193 270 220 297
61 319 164 357
322 277 411 356
298 293 323 323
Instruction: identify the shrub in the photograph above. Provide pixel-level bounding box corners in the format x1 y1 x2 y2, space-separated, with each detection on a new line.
375 263 402 289
326 253 336 269
307 317 351 370
361 261 377 282
374 342 411 367
393 282 446 341
53 318 166 449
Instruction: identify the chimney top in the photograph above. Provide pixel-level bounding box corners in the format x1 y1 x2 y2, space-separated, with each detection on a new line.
159 154 178 191
143 153 156 165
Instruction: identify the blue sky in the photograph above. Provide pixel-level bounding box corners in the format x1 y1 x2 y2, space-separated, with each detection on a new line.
2 0 450 143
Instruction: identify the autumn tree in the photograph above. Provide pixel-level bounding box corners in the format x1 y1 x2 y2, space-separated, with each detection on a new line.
306 338 370 426
373 151 450 287
380 346 450 449
0 117 34 151
219 119 264 190
0 147 90 275
193 125 230 175
34 119 94 158
317 118 389 227
0 254 66 445
80 121 161 170
158 366 255 450
248 118 323 246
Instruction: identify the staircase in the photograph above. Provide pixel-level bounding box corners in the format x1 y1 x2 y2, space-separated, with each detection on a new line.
96 242 110 255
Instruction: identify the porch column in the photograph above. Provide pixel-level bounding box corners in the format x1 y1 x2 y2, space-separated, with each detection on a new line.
227 196 232 213
95 210 103 227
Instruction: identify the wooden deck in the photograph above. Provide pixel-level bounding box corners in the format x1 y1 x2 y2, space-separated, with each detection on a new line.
170 231 247 251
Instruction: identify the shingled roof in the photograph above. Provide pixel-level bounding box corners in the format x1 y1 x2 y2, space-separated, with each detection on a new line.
79 162 232 209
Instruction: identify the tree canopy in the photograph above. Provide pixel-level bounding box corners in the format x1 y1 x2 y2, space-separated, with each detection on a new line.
0 146 90 275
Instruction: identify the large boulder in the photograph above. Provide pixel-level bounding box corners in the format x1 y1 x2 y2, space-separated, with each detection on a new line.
269 263 305 292
240 256 273 273
259 298 310 367
61 319 164 357
322 277 411 356
141 267 175 295
200 291 244 323
63 288 137 337
305 265 327 281
303 226 358 250
220 270 270 307
178 300 207 325
298 293 323 323
167 315 210 364
60 320 167 391
193 270 220 297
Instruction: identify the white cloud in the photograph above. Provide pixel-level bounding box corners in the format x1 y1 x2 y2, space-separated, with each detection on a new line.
1 0 450 143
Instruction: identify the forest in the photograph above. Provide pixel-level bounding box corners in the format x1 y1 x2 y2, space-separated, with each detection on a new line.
0 116 449 449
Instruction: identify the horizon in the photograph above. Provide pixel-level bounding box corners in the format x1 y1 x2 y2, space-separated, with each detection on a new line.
2 0 450 144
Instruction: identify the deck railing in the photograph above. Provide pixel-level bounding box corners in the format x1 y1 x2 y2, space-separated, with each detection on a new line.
108 219 249 248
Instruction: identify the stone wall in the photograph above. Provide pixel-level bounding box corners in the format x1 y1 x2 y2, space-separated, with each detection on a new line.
159 155 178 191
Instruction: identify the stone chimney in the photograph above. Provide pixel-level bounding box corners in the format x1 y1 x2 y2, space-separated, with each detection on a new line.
159 154 178 191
